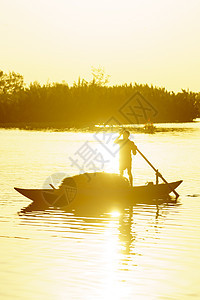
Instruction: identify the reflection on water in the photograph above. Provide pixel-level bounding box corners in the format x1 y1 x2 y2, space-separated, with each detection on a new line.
2 202 198 299
0 122 200 299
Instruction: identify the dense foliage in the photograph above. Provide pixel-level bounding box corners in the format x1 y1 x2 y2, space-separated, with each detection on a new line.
0 70 199 128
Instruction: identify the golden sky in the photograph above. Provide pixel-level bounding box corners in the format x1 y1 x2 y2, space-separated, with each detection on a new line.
0 0 200 92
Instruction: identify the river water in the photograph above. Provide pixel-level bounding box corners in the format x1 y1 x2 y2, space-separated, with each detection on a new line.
0 121 200 299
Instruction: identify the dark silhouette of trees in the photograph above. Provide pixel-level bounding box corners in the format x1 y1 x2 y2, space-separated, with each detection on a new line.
0 69 199 128
91 67 110 87
0 70 24 95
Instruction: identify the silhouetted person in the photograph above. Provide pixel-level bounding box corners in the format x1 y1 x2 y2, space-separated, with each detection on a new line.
114 130 137 186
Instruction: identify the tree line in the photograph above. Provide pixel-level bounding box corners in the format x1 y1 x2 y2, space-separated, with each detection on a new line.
0 69 199 128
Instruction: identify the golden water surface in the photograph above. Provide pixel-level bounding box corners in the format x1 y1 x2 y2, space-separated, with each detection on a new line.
0 122 200 299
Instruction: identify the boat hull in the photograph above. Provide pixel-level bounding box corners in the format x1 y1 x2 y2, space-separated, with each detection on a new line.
15 180 182 211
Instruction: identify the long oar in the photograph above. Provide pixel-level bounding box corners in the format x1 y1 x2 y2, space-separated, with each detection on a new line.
136 146 180 199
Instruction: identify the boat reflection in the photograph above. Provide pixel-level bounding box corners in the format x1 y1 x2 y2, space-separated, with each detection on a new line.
19 192 177 214
19 197 180 259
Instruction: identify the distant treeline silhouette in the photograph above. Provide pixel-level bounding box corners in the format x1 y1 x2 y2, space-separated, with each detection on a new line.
0 69 199 128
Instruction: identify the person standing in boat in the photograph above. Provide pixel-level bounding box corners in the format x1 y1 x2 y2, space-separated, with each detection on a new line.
114 130 137 186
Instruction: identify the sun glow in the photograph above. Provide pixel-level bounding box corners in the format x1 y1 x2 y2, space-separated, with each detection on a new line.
110 211 121 218
94 132 120 174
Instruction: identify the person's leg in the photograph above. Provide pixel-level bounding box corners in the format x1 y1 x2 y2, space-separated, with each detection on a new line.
119 166 124 176
127 166 133 187
119 161 125 176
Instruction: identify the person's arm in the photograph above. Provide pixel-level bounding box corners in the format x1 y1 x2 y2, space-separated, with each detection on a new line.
131 141 137 155
114 130 123 144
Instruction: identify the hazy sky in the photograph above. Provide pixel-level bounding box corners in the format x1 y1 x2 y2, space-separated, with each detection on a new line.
0 0 200 91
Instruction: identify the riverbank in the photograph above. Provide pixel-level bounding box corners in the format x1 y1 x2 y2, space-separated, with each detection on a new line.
0 120 199 133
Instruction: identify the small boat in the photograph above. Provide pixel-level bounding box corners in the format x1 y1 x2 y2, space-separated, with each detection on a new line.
144 122 156 134
15 173 182 212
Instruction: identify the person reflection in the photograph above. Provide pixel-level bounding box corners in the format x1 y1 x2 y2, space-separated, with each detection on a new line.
118 209 136 256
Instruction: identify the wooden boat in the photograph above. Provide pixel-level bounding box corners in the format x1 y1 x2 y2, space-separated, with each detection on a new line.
14 172 182 212
144 122 156 134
